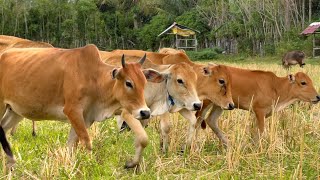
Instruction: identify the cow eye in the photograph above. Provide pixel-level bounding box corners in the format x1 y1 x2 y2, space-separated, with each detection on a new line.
301 81 307 85
125 81 133 88
177 79 184 84
219 79 225 85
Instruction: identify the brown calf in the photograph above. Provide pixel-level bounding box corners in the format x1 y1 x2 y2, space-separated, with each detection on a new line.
197 66 320 146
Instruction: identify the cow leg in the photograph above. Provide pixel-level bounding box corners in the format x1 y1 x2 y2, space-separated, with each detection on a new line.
67 128 79 150
253 109 266 143
63 106 92 151
205 106 227 146
121 109 148 168
10 123 18 136
0 107 23 168
159 112 170 153
67 119 94 151
10 120 36 136
32 120 36 136
179 109 196 152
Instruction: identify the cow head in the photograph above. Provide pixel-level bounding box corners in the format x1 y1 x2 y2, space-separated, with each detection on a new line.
164 62 202 112
288 72 320 104
112 54 164 120
197 64 235 110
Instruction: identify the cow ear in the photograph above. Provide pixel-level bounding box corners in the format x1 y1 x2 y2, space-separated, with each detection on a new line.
288 74 295 83
143 69 165 83
203 66 212 76
111 68 120 79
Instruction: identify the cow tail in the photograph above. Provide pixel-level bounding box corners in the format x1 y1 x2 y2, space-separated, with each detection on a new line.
0 126 13 158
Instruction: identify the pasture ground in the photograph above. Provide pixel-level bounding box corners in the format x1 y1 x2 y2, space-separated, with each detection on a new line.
1 57 320 179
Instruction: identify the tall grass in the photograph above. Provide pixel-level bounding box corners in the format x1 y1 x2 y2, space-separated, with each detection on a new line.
0 59 319 179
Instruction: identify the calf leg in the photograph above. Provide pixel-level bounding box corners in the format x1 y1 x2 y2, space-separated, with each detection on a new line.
159 112 170 153
121 109 148 168
63 105 92 150
179 109 196 152
205 106 228 146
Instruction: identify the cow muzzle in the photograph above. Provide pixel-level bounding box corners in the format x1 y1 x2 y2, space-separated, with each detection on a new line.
227 103 235 110
133 108 151 120
140 110 151 119
193 102 202 111
312 95 320 104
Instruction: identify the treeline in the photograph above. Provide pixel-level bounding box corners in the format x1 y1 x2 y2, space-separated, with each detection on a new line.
1 0 319 56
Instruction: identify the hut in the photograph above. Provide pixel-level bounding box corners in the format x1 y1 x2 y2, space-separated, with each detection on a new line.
158 22 200 51
301 22 320 57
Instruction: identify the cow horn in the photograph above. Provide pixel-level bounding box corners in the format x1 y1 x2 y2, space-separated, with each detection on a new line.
121 54 126 68
139 53 147 65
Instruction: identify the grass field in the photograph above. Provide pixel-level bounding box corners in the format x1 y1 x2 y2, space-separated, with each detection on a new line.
1 56 320 179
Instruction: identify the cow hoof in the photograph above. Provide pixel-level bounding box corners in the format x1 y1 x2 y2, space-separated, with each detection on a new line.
32 131 37 137
124 160 138 169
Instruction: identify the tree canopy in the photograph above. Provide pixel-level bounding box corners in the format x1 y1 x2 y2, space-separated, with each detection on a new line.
0 0 318 55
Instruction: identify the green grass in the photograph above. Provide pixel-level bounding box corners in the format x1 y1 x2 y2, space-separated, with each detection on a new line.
1 57 320 179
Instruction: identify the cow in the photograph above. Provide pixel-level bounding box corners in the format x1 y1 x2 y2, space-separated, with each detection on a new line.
0 44 164 169
105 54 202 147
196 66 320 146
111 49 194 66
282 50 306 69
0 35 53 53
158 48 186 54
110 49 235 152
0 35 53 136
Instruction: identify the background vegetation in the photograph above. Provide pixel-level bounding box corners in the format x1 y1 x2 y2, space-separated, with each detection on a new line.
1 0 320 56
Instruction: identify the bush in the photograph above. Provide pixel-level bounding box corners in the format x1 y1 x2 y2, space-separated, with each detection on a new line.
186 48 218 60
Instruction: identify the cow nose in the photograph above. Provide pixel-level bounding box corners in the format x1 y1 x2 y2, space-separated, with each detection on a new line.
193 103 202 111
228 103 235 110
140 110 150 119
317 95 320 101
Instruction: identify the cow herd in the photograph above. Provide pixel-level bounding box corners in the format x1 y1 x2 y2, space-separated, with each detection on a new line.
0 35 319 170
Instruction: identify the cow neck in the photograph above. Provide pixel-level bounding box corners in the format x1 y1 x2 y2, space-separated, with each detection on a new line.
273 76 297 106
165 78 175 107
97 64 119 107
191 63 209 100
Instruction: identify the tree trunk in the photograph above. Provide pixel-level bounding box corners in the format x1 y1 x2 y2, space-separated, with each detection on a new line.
309 0 312 23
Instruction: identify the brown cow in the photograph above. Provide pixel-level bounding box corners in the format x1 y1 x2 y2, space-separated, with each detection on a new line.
105 54 203 152
0 35 53 53
282 50 306 69
197 66 320 146
158 48 186 54
110 49 235 152
0 35 53 136
0 44 164 168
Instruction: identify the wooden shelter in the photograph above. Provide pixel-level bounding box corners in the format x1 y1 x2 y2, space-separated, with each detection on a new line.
301 22 320 57
158 22 200 51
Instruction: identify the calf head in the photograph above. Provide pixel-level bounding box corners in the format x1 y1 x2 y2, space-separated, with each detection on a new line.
112 55 165 119
165 62 202 111
289 72 320 104
197 64 234 110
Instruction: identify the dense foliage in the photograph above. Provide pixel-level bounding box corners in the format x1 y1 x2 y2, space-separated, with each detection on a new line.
0 0 319 55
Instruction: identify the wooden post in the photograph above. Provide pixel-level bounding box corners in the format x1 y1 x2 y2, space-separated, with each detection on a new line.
313 33 315 58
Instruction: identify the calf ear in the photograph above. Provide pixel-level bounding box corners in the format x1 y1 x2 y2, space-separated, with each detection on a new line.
203 66 212 76
111 68 120 79
288 74 295 83
143 69 166 83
